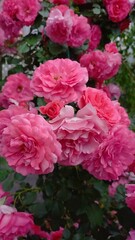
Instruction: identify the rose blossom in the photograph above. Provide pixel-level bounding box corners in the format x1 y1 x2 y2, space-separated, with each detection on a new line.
16 0 41 26
78 87 121 126
50 104 108 166
0 205 49 239
0 105 29 149
1 73 34 104
80 42 122 83
45 5 73 44
31 58 88 104
104 0 132 23
67 13 90 48
0 113 61 175
49 227 64 240
126 184 135 213
39 101 64 119
88 24 102 51
127 230 135 240
103 83 121 100
82 125 135 181
0 185 13 205
73 0 86 4
113 101 131 127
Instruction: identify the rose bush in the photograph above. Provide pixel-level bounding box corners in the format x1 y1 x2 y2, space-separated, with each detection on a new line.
0 0 135 239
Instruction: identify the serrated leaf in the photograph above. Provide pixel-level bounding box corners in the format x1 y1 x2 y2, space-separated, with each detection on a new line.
0 170 9 182
86 205 103 229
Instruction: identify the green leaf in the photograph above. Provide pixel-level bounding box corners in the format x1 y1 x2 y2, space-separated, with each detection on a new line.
86 205 103 229
23 192 37 205
92 8 101 15
0 169 9 182
48 41 66 56
26 34 41 47
2 178 14 191
29 202 47 218
63 229 71 239
14 173 26 181
18 42 29 53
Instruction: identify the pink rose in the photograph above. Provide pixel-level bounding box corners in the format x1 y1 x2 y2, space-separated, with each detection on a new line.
113 101 131 127
108 177 128 197
0 28 6 46
50 104 108 166
80 42 122 83
0 105 29 149
0 205 49 239
82 125 135 180
0 113 61 175
49 227 64 240
31 58 88 104
1 73 34 104
104 0 132 22
126 184 135 213
16 0 41 26
103 83 121 100
0 185 13 205
88 24 102 51
39 101 64 119
78 87 121 126
67 13 90 48
45 5 73 44
127 230 135 240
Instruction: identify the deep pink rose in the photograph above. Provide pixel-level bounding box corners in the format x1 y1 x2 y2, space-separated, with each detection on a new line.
50 104 108 166
1 73 34 104
88 24 102 51
113 101 131 127
126 184 135 213
31 58 88 104
0 205 49 239
82 125 135 180
45 5 73 44
80 42 122 83
127 230 135 240
78 87 121 126
50 227 64 240
73 0 86 4
104 0 132 22
67 13 90 47
39 101 64 119
0 28 6 46
0 113 61 175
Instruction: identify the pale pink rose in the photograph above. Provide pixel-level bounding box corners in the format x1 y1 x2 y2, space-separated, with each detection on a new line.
108 177 128 197
39 101 64 119
126 184 135 213
82 125 135 180
0 185 13 205
49 0 69 4
103 83 121 100
0 205 49 239
45 6 73 44
16 0 41 26
50 104 108 166
88 24 102 51
1 73 34 104
0 113 61 175
78 87 121 126
127 230 135 240
104 0 132 22
31 58 88 104
80 42 122 83
67 13 90 47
